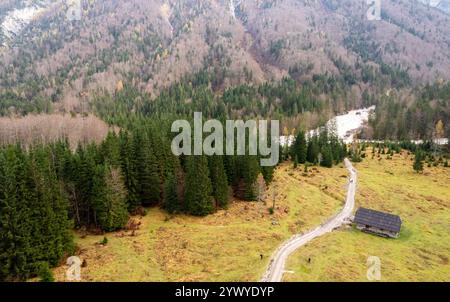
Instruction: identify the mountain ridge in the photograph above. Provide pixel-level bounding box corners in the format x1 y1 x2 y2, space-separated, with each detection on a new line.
0 0 450 113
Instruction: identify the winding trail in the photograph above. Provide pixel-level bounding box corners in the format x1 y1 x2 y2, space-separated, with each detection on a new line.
261 158 357 282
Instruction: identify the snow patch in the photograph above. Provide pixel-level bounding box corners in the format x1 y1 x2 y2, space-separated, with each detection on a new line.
279 135 294 147
326 106 375 144
357 138 448 146
280 106 376 147
1 2 51 46
229 0 242 19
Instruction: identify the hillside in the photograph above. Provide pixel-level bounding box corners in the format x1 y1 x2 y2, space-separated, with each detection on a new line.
418 0 450 14
1 0 450 114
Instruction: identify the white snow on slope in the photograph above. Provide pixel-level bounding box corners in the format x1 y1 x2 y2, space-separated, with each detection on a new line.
2 7 42 39
279 135 295 147
358 138 449 145
229 0 237 19
1 1 53 46
280 106 376 147
328 106 375 143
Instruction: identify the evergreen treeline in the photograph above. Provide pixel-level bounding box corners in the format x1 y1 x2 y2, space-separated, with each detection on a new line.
92 72 448 148
67 125 269 223
369 83 450 140
346 141 449 169
290 129 347 168
0 122 275 280
3 65 447 144
0 145 74 281
92 73 362 124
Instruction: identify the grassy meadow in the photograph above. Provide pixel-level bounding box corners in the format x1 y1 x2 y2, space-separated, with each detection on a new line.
52 149 450 281
53 162 346 281
284 150 450 281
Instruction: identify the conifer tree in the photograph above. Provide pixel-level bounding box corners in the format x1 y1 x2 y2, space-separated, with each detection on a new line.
50 139 72 180
320 145 333 168
76 145 97 226
119 130 139 210
0 145 73 281
261 165 275 185
184 156 214 216
100 132 121 167
241 155 260 201
307 136 320 164
292 130 307 163
223 155 237 186
30 146 73 266
208 155 229 208
136 142 161 206
92 166 129 231
38 262 54 282
413 150 424 173
0 146 33 280
163 172 180 214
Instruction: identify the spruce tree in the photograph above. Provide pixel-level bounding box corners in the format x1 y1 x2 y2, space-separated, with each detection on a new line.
307 137 319 164
0 147 33 280
184 156 214 216
119 130 139 210
261 165 274 185
224 155 237 186
30 146 73 267
92 166 129 232
292 131 307 163
50 139 72 180
241 155 260 201
320 145 333 168
413 150 424 173
76 146 97 226
37 262 54 282
133 132 161 206
208 155 229 208
163 172 180 214
100 132 121 167
0 145 73 281
137 146 161 206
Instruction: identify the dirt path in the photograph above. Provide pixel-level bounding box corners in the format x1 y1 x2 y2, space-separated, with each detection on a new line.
261 158 357 282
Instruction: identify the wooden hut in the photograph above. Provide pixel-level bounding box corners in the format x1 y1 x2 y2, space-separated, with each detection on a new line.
354 207 402 238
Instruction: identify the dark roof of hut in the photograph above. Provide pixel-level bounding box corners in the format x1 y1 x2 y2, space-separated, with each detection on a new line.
354 207 402 233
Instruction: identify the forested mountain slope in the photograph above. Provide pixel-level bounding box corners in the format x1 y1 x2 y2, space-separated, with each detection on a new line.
417 0 450 14
1 0 450 111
